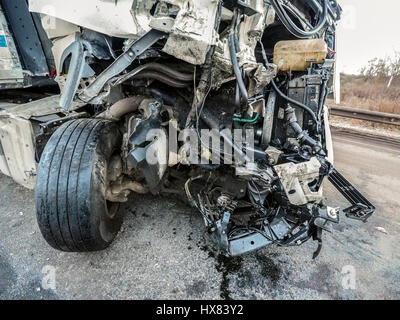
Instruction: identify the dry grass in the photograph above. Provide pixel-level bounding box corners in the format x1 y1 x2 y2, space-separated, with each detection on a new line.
337 74 400 115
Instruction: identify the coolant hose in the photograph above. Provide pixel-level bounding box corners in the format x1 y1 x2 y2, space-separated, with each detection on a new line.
229 32 248 102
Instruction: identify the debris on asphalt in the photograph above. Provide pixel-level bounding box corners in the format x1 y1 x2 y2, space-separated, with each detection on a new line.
374 227 388 234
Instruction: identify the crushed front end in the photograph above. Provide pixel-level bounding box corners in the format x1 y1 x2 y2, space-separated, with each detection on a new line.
1 0 375 257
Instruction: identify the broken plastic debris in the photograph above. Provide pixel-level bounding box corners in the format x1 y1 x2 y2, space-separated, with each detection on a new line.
374 227 388 234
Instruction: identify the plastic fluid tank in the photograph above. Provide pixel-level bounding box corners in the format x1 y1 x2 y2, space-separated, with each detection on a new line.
273 39 328 72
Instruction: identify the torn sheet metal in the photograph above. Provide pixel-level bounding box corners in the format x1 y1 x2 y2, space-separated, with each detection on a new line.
51 33 78 74
0 95 75 189
214 1 275 70
161 0 219 65
237 0 275 70
213 1 275 91
248 63 277 97
0 95 69 120
30 0 221 65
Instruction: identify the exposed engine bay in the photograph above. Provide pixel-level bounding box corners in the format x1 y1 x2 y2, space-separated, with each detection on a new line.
0 0 375 258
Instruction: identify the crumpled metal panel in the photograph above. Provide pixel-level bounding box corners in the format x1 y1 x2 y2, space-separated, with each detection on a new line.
29 0 220 66
1 95 63 119
213 0 276 91
161 0 219 65
0 95 71 189
29 0 273 70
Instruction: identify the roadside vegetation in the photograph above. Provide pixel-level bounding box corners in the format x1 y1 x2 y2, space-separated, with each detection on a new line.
336 53 400 115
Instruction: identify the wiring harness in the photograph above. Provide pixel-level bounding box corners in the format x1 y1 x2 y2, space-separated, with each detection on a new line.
270 0 329 38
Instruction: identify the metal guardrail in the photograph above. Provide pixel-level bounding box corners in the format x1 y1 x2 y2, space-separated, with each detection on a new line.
329 106 400 126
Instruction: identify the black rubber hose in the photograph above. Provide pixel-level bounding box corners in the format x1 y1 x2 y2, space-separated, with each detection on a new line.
288 0 327 36
271 79 318 124
229 32 248 102
271 0 328 38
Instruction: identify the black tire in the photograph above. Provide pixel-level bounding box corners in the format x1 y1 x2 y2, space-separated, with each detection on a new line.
35 118 123 252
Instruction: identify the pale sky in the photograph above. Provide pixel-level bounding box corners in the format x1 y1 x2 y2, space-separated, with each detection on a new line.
336 0 400 74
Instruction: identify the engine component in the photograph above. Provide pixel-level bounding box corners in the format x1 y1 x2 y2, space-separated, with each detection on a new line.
127 100 168 193
97 96 145 121
274 157 323 206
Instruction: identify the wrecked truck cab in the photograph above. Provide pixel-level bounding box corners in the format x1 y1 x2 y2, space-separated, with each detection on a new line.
0 0 375 258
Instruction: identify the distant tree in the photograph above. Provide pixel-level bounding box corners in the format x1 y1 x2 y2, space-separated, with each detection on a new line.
391 52 400 78
361 52 400 83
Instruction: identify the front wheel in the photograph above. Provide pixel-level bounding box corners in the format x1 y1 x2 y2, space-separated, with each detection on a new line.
35 118 123 252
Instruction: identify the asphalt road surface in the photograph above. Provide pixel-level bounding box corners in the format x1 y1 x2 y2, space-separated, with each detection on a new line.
0 132 399 300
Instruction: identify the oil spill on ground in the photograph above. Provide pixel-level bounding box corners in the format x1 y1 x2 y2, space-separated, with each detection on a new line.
199 244 216 258
255 253 282 287
197 241 237 299
198 239 283 298
186 279 207 298
215 255 243 300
